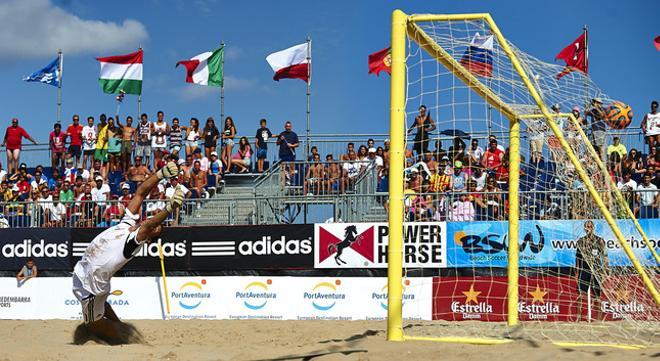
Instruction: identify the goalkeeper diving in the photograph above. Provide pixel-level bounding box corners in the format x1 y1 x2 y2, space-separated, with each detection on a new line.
71 161 183 344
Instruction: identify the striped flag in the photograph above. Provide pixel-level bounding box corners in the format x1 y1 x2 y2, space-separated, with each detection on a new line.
266 43 310 83
96 49 143 95
460 33 494 78
176 46 224 87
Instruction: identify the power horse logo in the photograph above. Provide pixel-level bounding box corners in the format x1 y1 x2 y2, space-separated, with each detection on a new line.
317 224 374 267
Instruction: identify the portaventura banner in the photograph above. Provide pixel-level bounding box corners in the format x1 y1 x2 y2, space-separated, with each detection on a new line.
0 276 432 321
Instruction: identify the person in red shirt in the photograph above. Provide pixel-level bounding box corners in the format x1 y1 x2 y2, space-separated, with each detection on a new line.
50 123 67 170
481 138 504 177
1 118 37 174
66 114 84 168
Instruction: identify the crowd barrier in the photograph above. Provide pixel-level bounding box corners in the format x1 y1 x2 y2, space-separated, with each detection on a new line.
1 275 655 321
1 220 658 272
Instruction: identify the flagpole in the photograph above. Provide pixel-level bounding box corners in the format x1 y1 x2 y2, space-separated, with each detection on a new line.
138 45 143 120
57 49 62 124
583 25 589 110
306 36 312 161
220 41 225 123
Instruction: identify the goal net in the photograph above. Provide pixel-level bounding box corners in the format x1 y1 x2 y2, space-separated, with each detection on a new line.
388 11 660 347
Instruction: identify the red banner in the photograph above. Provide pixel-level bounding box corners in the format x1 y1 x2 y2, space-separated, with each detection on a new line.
433 276 658 322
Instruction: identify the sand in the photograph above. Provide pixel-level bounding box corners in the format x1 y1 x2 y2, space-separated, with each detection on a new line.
0 320 657 361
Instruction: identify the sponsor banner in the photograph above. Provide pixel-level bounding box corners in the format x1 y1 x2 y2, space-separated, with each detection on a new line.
315 222 447 269
70 227 188 271
0 228 70 270
447 219 660 268
433 277 507 321
433 276 659 322
168 277 220 319
70 224 314 271
186 224 314 269
0 276 433 321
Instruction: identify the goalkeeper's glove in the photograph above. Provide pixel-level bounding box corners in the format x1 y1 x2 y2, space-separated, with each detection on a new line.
156 161 179 180
165 185 185 213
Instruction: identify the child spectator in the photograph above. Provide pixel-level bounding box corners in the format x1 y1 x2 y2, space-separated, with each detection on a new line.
49 123 66 170
254 118 272 173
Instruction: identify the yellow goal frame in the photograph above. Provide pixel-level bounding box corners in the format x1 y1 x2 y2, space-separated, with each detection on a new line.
386 9 659 343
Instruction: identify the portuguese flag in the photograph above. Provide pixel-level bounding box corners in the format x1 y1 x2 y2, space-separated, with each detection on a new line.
96 49 143 95
368 47 391 76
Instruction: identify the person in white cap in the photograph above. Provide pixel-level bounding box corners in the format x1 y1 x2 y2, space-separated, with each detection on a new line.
72 161 183 344
118 183 133 207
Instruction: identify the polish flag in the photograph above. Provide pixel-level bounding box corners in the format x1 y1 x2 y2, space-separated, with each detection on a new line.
266 43 310 83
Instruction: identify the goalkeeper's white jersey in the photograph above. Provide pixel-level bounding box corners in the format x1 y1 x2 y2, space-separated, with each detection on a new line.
73 210 144 296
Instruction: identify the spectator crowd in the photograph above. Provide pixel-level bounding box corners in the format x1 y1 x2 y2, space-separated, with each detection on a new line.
0 99 658 227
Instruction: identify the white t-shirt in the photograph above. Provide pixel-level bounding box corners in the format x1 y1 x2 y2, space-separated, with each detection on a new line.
343 162 360 178
48 203 67 222
471 172 487 191
30 177 47 190
0 169 6 182
152 121 168 148
72 211 142 296
468 146 484 163
38 195 53 212
91 184 111 206
198 156 209 172
82 125 97 151
645 112 660 136
166 184 189 198
637 183 658 206
617 179 637 191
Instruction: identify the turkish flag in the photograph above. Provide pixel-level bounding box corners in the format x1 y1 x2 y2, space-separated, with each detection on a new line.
555 32 588 79
368 47 391 76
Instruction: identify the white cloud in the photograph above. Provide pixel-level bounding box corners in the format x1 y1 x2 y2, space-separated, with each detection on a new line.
177 85 218 101
0 0 148 60
175 75 259 101
224 75 257 91
224 46 242 61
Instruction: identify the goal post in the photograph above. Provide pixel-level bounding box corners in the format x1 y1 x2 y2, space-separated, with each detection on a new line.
387 9 659 345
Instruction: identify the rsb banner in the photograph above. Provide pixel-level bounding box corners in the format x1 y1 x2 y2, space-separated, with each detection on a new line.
447 219 660 268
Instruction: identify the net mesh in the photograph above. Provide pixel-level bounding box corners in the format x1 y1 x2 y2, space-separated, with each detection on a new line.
400 17 659 346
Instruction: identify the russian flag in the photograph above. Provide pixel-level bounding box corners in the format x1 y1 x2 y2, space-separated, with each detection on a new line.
460 33 494 78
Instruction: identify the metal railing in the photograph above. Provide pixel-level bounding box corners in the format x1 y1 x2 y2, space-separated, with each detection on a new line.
0 128 647 172
0 189 656 228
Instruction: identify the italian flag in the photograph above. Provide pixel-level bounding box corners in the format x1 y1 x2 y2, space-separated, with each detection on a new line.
176 47 224 87
96 49 143 95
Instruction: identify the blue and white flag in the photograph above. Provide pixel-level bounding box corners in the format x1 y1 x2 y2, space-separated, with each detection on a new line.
23 56 62 87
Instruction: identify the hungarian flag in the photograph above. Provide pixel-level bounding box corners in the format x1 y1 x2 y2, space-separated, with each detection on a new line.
459 33 494 78
266 43 310 83
96 49 143 95
176 46 224 87
555 32 587 80
368 47 391 76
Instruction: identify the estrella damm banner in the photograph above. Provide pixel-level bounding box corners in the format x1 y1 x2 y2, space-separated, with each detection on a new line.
447 219 660 268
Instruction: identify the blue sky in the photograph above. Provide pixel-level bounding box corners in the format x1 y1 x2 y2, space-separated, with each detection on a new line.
0 0 657 144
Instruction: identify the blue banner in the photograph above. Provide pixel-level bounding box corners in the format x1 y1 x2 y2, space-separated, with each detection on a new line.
447 219 659 267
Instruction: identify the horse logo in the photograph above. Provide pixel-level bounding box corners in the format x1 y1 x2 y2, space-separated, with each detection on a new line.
327 225 362 265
